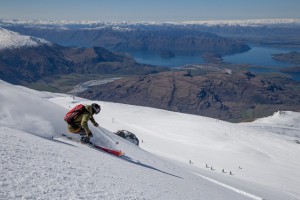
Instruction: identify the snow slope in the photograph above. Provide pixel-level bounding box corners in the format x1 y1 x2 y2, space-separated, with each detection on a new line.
50 97 300 199
248 111 300 138
0 27 51 50
1 80 300 200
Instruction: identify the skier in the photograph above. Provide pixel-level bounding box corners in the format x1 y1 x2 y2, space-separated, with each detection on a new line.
66 103 101 143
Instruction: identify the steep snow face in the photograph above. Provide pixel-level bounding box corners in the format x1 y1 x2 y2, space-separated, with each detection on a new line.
1 80 300 200
0 81 268 200
50 96 300 199
0 27 51 50
0 80 66 138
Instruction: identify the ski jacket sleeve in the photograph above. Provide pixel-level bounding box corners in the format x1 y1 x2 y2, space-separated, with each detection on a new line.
81 113 91 133
90 116 97 126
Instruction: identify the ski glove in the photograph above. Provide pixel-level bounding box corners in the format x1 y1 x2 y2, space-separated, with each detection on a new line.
94 123 99 127
87 131 93 137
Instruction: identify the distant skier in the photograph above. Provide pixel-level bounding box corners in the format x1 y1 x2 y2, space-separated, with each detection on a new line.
64 103 101 143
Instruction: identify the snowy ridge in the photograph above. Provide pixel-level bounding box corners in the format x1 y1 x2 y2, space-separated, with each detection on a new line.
193 173 263 200
0 27 51 50
180 18 300 26
1 18 300 28
254 110 300 129
1 80 300 200
248 111 300 138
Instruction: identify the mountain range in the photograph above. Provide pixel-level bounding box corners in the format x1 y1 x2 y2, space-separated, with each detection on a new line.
1 18 300 26
1 22 300 122
0 20 251 55
2 18 300 48
0 28 167 84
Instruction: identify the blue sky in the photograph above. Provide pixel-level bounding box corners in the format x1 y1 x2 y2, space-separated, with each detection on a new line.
0 0 299 22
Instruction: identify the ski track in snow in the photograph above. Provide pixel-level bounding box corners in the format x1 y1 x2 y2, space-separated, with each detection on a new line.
193 173 263 200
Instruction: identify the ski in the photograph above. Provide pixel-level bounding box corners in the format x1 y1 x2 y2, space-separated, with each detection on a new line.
92 143 124 156
60 133 124 157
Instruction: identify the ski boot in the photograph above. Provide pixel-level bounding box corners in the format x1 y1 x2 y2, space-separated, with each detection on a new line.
80 137 90 144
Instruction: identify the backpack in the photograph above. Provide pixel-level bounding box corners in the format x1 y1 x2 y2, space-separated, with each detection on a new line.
64 104 86 124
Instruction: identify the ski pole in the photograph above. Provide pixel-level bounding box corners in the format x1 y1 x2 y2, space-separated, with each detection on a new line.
97 126 119 145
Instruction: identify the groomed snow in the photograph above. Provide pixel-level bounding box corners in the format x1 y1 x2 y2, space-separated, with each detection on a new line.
0 27 51 50
1 80 300 200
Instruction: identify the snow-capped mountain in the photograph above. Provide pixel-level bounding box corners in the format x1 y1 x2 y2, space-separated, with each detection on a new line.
180 18 300 26
0 27 165 84
1 80 300 200
1 18 300 27
0 27 51 49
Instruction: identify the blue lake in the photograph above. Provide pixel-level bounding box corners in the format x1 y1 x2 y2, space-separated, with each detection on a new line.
223 45 298 68
129 45 300 81
131 51 204 68
224 46 300 81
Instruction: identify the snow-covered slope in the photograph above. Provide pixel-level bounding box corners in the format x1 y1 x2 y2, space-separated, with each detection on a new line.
0 27 51 49
1 80 300 200
248 111 300 138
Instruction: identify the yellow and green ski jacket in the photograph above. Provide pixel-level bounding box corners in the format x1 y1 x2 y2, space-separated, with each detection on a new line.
67 105 97 134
